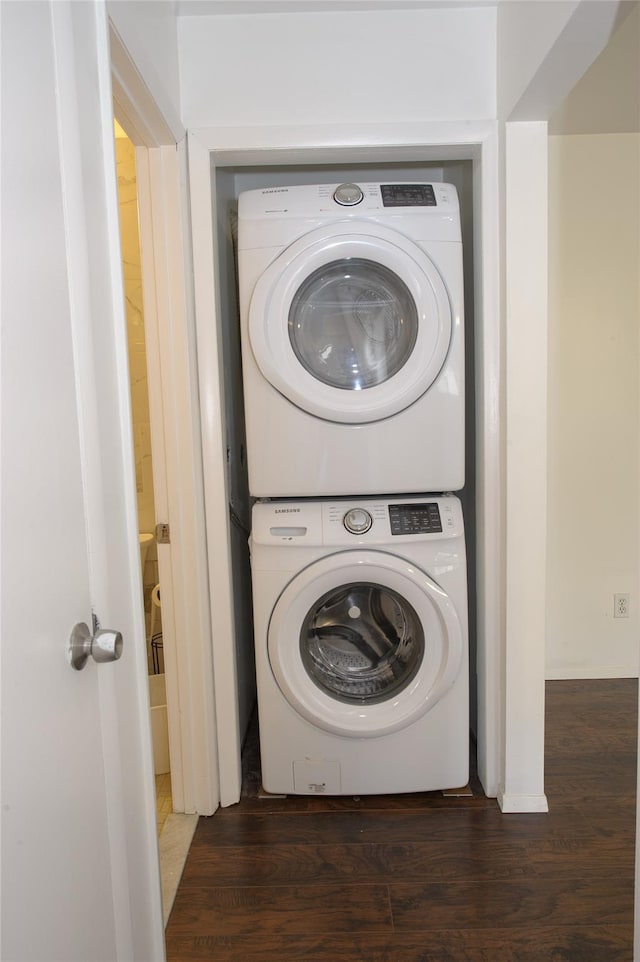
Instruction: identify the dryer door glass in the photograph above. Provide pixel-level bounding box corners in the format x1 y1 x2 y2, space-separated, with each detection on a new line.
300 581 425 703
288 259 418 390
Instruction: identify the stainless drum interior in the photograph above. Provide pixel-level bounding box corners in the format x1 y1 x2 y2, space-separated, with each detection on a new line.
300 581 425 704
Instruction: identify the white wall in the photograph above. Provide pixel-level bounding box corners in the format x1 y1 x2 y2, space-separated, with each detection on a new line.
546 131 640 678
178 6 496 127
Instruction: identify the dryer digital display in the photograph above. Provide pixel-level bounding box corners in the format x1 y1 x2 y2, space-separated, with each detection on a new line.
381 184 437 207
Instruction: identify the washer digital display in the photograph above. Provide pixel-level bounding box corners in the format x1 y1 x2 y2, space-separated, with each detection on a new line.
381 184 437 207
389 502 442 535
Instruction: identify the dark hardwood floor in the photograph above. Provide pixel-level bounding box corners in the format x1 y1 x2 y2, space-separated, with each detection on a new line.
165 679 637 961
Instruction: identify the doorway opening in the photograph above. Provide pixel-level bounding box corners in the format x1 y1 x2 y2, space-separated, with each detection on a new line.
113 119 171 831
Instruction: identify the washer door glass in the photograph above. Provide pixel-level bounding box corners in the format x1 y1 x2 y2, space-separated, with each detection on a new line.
289 259 418 391
300 582 424 703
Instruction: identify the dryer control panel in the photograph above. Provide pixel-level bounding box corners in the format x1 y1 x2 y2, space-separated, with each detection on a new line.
238 181 458 221
331 183 438 208
237 182 462 251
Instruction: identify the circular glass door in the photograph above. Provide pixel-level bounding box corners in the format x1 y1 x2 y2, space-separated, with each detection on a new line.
268 551 463 738
249 222 452 424
289 259 418 391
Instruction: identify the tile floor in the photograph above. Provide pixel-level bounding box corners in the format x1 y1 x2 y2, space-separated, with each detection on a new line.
155 772 173 836
154 769 199 925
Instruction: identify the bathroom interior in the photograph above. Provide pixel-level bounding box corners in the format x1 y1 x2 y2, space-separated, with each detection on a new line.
114 121 172 834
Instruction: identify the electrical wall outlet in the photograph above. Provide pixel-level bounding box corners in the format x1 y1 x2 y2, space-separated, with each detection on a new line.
614 593 630 618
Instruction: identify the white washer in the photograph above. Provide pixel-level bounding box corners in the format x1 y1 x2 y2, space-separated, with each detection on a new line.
238 182 465 497
250 495 469 796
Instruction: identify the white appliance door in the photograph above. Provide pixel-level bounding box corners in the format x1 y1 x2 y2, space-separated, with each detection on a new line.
2 4 164 959
268 551 463 737
249 223 452 423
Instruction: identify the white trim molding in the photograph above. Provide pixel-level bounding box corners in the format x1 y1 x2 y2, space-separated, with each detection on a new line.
109 21 179 147
502 120 549 814
498 790 550 814
547 666 640 680
186 120 504 805
136 143 221 815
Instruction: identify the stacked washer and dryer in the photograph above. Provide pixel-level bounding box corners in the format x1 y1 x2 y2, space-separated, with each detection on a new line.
237 181 469 796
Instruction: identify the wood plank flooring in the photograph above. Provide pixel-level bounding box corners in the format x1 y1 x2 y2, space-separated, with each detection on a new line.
165 679 637 961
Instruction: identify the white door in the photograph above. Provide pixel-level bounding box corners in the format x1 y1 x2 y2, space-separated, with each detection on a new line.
268 551 464 737
1 3 164 959
249 222 453 422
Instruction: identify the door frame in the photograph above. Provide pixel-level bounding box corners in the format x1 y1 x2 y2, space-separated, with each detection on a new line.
110 23 221 814
187 121 503 804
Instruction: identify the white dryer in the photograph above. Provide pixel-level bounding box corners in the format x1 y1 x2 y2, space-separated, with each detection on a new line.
238 182 465 498
250 495 469 796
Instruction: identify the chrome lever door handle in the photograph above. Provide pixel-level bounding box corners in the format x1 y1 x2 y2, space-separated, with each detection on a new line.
68 622 123 671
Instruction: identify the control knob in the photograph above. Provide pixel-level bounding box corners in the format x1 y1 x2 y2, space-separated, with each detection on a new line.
343 508 373 535
333 183 364 206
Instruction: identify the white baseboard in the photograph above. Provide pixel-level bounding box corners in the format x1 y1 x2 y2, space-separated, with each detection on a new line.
497 788 549 813
545 665 639 680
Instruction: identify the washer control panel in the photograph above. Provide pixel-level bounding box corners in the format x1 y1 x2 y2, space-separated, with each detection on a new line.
251 496 463 547
389 502 442 535
343 507 373 535
323 497 460 543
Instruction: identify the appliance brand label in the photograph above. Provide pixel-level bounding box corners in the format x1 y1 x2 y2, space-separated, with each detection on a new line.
274 508 300 513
